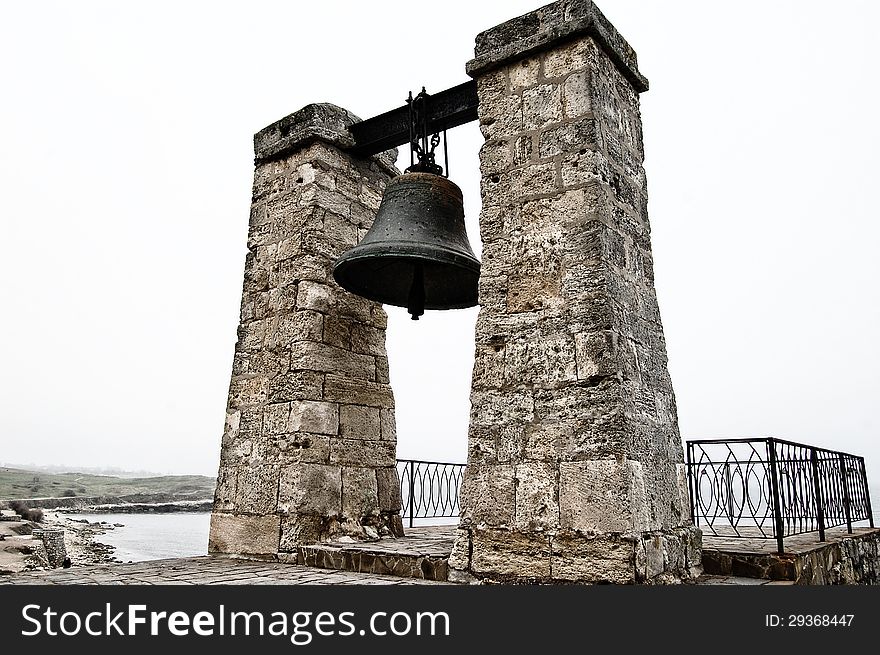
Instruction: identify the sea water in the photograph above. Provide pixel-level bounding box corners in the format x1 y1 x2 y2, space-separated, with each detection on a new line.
69 512 211 563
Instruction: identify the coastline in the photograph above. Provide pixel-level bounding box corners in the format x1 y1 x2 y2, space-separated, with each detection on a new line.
47 512 119 565
0 513 116 574
1 500 214 574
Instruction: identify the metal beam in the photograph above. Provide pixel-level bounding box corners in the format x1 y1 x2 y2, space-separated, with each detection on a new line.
347 80 478 157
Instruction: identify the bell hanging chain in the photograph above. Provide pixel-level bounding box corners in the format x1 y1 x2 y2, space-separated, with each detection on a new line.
406 88 446 177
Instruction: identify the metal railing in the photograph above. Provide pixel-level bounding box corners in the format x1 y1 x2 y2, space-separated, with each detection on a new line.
687 438 874 553
396 459 465 528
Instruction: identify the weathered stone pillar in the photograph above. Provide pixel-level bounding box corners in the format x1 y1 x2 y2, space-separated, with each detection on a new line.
209 104 403 559
450 0 702 583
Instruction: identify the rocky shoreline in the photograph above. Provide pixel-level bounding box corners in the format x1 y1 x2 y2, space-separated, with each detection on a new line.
1 499 214 574
49 512 120 565
1 513 118 574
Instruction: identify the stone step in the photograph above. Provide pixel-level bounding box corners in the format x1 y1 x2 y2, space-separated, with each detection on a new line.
289 526 456 582
700 526 879 584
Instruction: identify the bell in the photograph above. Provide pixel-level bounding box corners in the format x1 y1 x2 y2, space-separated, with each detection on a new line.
332 171 480 320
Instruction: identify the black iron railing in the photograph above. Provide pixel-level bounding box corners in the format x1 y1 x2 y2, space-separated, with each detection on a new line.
396 459 465 528
687 438 874 553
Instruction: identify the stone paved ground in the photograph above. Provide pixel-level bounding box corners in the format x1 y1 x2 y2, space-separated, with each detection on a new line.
1 556 792 585
0 556 444 585
701 525 875 554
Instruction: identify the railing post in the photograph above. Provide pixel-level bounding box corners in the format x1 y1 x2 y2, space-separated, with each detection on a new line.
839 453 853 534
809 448 825 542
686 443 696 525
767 439 786 554
408 460 415 529
859 457 874 529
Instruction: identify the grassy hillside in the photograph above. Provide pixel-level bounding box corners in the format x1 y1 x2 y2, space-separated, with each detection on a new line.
0 467 215 501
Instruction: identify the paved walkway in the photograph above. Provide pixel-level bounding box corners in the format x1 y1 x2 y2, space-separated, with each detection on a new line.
0 556 444 585
701 525 876 554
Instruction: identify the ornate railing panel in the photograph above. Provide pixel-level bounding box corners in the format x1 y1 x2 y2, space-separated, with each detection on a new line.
396 459 465 528
687 438 874 553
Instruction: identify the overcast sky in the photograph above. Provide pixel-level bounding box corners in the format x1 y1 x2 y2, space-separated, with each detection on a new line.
1 1 878 487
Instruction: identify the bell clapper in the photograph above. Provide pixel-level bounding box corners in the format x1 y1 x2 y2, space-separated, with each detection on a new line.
407 262 425 320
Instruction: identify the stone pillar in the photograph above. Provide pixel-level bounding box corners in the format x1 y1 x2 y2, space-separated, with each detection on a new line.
450 0 702 583
209 104 403 559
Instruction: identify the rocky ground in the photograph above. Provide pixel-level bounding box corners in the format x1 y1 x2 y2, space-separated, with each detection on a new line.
0 513 119 575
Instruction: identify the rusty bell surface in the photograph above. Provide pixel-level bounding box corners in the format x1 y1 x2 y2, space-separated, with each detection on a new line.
332 171 480 320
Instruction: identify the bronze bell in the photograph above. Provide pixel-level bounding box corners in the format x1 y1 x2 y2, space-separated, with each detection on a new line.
332 171 480 320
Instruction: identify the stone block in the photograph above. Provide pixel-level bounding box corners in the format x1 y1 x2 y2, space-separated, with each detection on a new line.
333 290 376 324
267 370 324 403
550 532 635 583
341 466 379 519
376 466 402 512
265 311 323 349
542 37 592 79
274 433 331 464
472 345 505 391
458 464 515 527
339 404 381 440
263 402 290 435
288 400 338 435
538 118 602 158
379 408 396 439
370 306 388 329
278 463 341 515
479 140 512 176
227 376 269 407
289 341 375 381
350 323 386 356
329 438 396 467
273 237 301 265
233 464 280 515
222 410 241 445
558 459 653 534
469 390 534 428
213 465 237 512
325 374 394 408
208 513 280 556
239 350 290 380
509 162 558 200
323 211 358 247
478 92 522 140
503 335 577 388
505 239 563 313
676 463 692 524
279 515 327 550
322 315 352 349
274 253 330 284
508 56 540 90
296 281 335 313
494 423 526 463
470 528 551 579
447 529 473 572
562 70 592 118
522 83 562 131
514 461 559 531
573 330 618 380
236 320 266 352
375 356 390 384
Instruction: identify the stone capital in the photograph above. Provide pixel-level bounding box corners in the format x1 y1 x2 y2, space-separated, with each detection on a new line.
253 102 398 173
466 0 649 93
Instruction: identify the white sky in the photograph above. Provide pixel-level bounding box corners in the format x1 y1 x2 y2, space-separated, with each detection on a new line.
1 1 878 488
